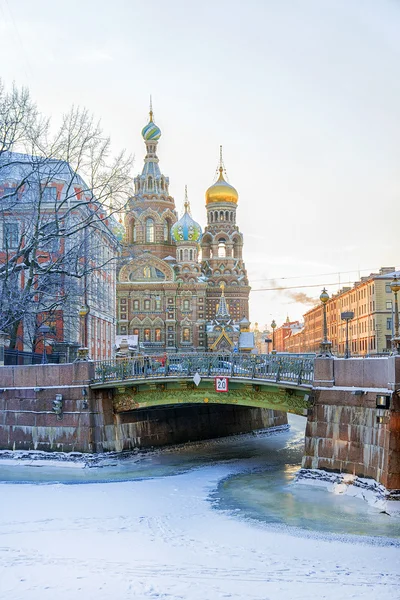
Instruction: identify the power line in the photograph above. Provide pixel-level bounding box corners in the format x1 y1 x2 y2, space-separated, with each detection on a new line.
249 267 382 284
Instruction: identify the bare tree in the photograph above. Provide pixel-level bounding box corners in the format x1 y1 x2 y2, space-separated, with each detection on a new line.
0 81 132 350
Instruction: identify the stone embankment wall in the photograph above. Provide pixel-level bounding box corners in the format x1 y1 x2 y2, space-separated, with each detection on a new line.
0 362 96 452
304 357 400 490
0 363 287 452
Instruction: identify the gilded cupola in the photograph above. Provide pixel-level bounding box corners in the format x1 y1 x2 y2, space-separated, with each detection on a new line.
205 146 238 205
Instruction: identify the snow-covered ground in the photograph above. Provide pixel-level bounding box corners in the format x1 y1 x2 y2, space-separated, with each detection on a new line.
0 417 399 599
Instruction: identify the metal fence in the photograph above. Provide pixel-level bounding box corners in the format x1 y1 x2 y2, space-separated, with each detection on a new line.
93 353 314 386
4 349 66 365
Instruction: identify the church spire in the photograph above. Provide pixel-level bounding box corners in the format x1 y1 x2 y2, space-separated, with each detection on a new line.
216 283 231 320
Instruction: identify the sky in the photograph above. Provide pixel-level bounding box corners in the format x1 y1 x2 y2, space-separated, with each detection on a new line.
1 0 399 329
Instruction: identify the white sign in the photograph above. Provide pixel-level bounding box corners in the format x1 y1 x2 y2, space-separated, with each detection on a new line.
214 376 229 393
193 372 201 387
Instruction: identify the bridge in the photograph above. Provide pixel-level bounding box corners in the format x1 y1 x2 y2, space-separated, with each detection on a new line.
91 353 314 415
0 353 399 493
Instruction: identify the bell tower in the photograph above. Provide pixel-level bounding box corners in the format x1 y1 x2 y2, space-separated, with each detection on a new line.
202 147 250 324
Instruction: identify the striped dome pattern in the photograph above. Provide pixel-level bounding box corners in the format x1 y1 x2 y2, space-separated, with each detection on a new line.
141 120 161 141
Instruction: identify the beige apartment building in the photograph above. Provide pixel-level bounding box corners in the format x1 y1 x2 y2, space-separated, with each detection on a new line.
288 267 398 355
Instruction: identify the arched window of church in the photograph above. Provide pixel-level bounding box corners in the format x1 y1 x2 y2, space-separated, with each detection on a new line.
183 299 190 311
155 328 162 342
210 212 214 223
133 299 139 310
225 211 229 221
218 239 226 258
144 299 151 310
215 211 218 222
144 328 151 341
148 176 153 191
161 178 165 191
183 249 189 261
155 297 161 310
189 249 193 261
129 219 136 243
146 218 154 242
183 327 191 342
219 211 224 221
164 219 170 242
179 249 183 261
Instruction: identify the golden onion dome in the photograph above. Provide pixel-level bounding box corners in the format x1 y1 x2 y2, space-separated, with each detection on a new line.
205 167 238 205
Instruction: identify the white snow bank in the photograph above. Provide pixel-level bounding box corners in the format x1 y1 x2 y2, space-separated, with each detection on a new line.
295 469 400 516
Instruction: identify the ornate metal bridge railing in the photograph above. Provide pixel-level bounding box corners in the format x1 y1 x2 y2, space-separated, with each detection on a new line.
92 353 314 387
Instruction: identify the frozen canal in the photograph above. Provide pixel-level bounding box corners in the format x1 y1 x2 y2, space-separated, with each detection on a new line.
0 414 399 599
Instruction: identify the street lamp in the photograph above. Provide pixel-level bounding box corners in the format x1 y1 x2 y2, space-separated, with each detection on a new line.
78 304 90 360
318 288 332 357
390 274 400 354
271 320 276 353
38 324 51 364
341 311 354 358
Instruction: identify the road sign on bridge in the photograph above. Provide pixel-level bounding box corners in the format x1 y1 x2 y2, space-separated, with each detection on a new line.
215 376 229 392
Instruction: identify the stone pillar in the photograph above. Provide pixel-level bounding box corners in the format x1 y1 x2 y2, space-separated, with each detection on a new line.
313 357 334 387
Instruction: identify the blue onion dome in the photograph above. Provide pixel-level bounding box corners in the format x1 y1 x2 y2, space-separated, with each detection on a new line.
171 201 202 243
141 108 161 141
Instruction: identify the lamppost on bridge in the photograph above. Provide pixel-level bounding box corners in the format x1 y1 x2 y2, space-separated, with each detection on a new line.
38 324 51 365
341 311 354 358
318 288 332 357
390 274 400 355
271 320 276 354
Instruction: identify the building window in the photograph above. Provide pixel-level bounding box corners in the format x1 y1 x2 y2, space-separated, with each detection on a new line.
155 297 161 310
133 299 139 310
144 299 150 310
130 220 136 243
182 327 191 342
144 328 151 341
164 219 171 242
42 186 57 202
146 218 155 243
218 239 226 258
3 222 19 249
155 328 162 342
387 318 392 330
183 299 190 311
386 301 393 310
386 284 392 293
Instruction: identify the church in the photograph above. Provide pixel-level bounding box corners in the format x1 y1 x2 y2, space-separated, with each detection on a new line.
116 107 253 353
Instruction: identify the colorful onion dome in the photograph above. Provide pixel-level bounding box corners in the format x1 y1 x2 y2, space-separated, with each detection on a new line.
171 201 202 243
141 104 161 141
141 118 161 141
205 166 238 205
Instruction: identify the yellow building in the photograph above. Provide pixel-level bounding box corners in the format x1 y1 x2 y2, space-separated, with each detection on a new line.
301 267 398 355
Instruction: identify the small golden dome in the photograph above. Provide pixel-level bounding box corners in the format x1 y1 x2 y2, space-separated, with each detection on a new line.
205 167 238 205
